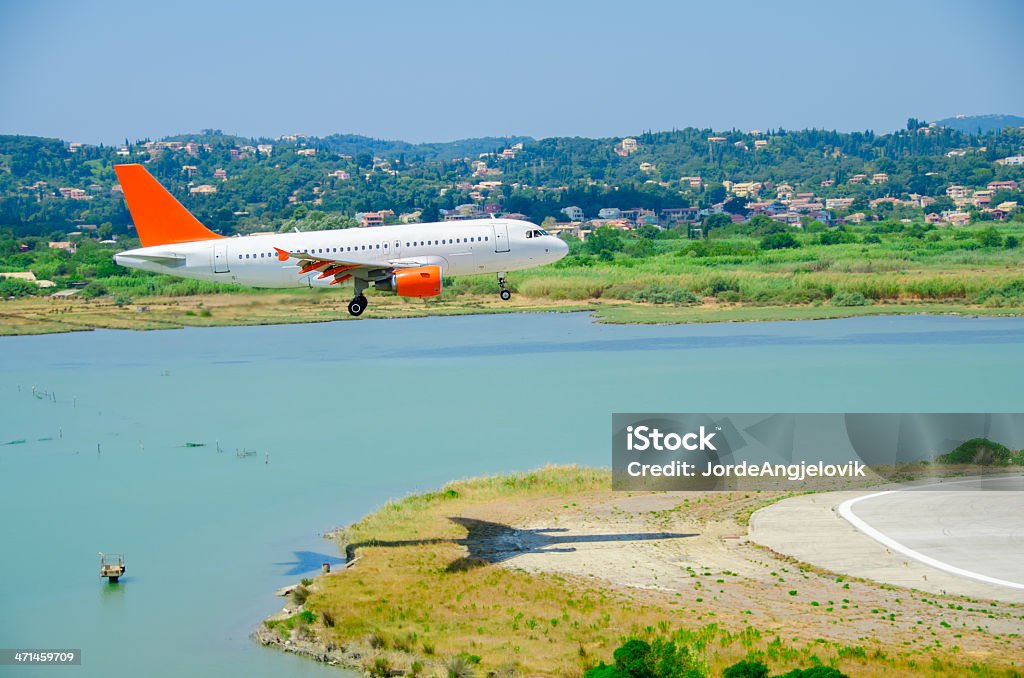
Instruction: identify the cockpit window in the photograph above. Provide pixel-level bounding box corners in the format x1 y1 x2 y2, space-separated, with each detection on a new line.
526 229 550 238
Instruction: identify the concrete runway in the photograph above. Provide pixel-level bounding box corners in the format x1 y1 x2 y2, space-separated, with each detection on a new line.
750 475 1024 603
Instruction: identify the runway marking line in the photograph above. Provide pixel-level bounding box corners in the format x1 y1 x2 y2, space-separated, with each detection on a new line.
837 478 1024 591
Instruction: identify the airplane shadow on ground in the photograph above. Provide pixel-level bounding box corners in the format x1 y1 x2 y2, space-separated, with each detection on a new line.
341 517 697 573
276 550 348 577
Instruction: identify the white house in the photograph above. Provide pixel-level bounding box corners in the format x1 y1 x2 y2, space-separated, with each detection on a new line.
561 206 584 222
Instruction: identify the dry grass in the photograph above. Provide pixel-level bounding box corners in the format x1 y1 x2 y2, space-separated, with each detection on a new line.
0 292 596 335
2 290 1022 337
287 467 1022 677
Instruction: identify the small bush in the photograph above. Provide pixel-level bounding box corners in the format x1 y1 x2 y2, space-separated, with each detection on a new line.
368 631 388 649
782 286 828 304
830 291 870 307
629 283 699 305
836 646 867 659
759 233 800 250
291 586 310 605
393 631 417 653
493 662 522 678
368 656 393 678
584 637 706 678
936 438 1021 466
718 290 742 303
679 240 752 258
446 556 488 572
976 227 1004 248
777 668 848 677
723 659 769 678
972 279 1024 305
818 230 856 245
445 654 476 678
80 281 109 298
611 640 650 676
603 282 643 300
700 275 740 296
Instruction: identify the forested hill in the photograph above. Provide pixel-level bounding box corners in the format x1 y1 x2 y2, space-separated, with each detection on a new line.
317 134 535 162
933 114 1024 135
154 131 535 163
1 120 1022 236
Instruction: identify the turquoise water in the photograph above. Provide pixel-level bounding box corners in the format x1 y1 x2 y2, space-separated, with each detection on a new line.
1 313 1023 677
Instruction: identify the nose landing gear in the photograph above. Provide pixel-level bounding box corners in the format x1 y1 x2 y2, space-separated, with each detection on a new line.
498 273 511 301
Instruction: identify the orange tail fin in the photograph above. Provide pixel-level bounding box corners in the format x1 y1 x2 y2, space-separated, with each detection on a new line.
114 164 225 247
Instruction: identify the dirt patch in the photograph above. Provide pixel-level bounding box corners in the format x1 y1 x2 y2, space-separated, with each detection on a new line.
454 490 1024 657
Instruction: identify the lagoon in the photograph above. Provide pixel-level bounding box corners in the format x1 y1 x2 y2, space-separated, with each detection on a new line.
1 313 1023 677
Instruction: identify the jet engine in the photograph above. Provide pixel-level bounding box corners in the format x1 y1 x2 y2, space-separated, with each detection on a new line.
374 265 442 297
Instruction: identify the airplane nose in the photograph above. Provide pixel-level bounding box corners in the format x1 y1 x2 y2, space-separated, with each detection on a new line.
554 237 569 259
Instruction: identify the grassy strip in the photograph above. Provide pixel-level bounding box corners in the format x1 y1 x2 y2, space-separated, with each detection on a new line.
589 301 1024 324
0 293 598 335
4 223 1024 335
1 291 1021 337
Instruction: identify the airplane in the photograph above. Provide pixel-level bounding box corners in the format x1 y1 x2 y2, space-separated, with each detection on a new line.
111 164 568 316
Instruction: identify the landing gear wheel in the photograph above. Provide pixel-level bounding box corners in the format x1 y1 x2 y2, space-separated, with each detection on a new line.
497 272 511 301
348 295 367 317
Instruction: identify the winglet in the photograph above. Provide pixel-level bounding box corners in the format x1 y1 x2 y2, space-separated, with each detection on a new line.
114 164 225 247
274 247 291 262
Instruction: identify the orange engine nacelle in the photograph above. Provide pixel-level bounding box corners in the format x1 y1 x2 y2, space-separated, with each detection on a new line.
375 265 442 297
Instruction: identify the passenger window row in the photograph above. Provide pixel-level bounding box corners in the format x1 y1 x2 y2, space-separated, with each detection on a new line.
404 236 487 247
236 234 489 260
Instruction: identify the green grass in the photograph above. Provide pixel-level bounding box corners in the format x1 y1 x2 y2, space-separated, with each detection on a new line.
3 222 1023 335
589 301 1024 325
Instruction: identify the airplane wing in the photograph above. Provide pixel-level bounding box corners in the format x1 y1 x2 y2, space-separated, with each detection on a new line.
274 247 375 285
273 247 422 285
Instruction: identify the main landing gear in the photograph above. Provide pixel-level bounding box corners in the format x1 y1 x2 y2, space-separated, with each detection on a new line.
498 272 511 301
347 295 367 317
348 279 369 317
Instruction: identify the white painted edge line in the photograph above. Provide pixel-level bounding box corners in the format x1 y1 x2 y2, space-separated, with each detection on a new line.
837 479 1024 591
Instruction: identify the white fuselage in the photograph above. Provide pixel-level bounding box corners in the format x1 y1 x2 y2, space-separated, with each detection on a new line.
114 218 567 287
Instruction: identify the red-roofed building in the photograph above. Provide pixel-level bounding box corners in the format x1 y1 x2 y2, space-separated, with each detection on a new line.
987 180 1019 191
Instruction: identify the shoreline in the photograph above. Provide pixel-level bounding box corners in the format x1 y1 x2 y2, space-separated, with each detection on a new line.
2 291 1022 336
252 624 369 671
254 467 1024 677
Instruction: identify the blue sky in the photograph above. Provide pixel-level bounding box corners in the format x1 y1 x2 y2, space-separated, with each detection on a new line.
1 0 1022 144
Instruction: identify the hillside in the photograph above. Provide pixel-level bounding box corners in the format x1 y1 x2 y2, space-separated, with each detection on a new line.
933 114 1024 134
0 122 1022 238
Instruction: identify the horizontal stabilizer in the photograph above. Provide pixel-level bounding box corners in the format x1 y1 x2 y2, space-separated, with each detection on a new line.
114 252 186 267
